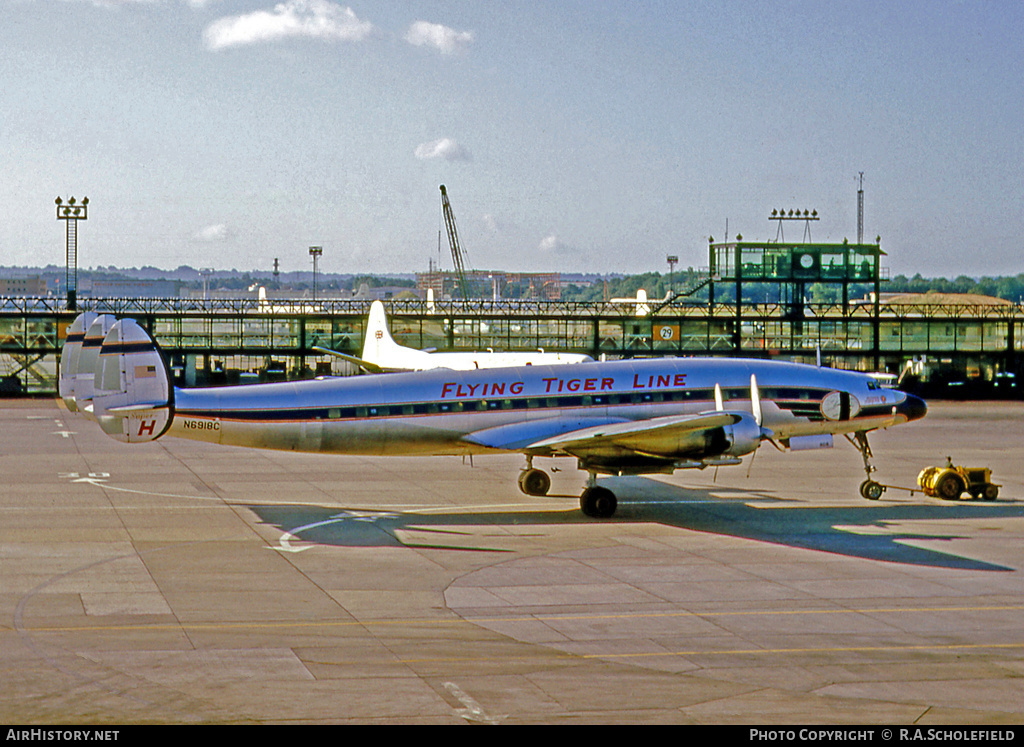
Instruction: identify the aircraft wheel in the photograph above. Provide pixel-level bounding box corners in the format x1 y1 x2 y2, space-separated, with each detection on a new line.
935 473 964 501
580 486 617 519
859 480 883 501
983 484 999 501
518 468 551 496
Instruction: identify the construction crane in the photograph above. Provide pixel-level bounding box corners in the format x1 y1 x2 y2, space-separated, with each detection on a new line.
439 184 471 299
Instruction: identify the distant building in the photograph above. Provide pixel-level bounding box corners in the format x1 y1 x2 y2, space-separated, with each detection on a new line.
416 270 562 300
0 276 48 296
84 279 179 297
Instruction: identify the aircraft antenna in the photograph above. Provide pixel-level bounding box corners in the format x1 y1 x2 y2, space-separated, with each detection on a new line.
440 185 472 299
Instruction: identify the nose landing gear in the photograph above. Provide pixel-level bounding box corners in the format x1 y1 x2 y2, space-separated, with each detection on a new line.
849 431 884 500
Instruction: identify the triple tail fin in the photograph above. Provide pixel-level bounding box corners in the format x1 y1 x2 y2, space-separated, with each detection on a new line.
59 312 97 412
73 314 117 418
91 318 175 443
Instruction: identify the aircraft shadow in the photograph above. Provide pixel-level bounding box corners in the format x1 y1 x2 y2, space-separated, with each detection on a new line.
247 478 1023 572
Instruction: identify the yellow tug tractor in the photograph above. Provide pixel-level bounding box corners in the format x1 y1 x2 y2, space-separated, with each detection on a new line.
917 458 1000 501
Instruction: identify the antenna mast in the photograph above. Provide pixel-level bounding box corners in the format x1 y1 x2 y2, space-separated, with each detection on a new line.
857 172 864 244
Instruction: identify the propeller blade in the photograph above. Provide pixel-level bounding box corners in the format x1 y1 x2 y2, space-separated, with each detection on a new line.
751 373 762 427
714 383 724 411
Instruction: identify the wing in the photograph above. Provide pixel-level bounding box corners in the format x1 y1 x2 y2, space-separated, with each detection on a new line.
463 411 750 464
462 416 633 451
311 346 385 374
524 412 743 460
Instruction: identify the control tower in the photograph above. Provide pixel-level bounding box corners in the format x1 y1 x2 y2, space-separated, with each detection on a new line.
708 233 886 364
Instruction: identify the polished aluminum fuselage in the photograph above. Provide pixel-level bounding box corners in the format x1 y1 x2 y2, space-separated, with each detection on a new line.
169 357 914 456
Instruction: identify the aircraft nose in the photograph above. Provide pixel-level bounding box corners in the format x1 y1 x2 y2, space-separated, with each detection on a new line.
896 392 927 422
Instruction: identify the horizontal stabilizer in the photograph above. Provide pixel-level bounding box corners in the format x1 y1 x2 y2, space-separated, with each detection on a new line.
311 346 384 374
105 402 173 413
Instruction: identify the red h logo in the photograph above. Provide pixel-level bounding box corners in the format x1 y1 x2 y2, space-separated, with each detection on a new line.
138 420 156 437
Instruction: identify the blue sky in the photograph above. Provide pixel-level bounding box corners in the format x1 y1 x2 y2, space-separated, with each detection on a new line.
2 0 1022 278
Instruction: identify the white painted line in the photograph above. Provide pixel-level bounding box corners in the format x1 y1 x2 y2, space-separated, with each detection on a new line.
444 682 505 724
274 511 399 553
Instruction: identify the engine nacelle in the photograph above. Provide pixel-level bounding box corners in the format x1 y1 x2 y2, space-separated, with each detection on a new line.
720 411 762 457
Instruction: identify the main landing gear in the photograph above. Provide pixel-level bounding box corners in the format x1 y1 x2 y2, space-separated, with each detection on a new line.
580 474 617 518
517 458 618 518
517 456 551 496
849 431 885 500
518 467 551 496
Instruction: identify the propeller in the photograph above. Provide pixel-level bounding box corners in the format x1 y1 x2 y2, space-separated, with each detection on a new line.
751 373 762 427
747 373 780 476
712 380 724 482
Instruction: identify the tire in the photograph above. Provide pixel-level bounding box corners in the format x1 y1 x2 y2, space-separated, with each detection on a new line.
983 484 999 501
518 469 551 496
935 473 964 501
862 481 883 501
580 486 617 518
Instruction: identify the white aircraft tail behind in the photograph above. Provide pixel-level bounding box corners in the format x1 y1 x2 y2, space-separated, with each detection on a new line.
361 300 433 370
357 300 592 371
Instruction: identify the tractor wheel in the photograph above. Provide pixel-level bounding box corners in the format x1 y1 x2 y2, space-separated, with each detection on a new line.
935 473 964 501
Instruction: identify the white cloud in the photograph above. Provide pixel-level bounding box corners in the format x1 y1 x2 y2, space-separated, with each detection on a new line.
194 224 233 242
538 232 588 265
482 213 501 233
404 20 473 55
61 0 208 9
414 138 472 162
539 233 563 252
68 0 159 7
203 0 374 51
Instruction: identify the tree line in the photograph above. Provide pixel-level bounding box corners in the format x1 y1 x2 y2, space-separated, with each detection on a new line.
560 271 1024 304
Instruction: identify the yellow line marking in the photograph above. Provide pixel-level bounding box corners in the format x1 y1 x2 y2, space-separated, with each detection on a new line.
10 603 1024 635
398 641 1024 665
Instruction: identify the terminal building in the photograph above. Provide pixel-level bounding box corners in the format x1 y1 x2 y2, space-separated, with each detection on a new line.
1 238 1020 397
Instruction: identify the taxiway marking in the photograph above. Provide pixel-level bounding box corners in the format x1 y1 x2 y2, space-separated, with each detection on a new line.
444 682 505 724
16 603 1024 635
274 511 399 553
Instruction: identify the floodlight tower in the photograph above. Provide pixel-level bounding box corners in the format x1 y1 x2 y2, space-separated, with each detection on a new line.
309 246 323 300
55 196 88 310
666 254 678 297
